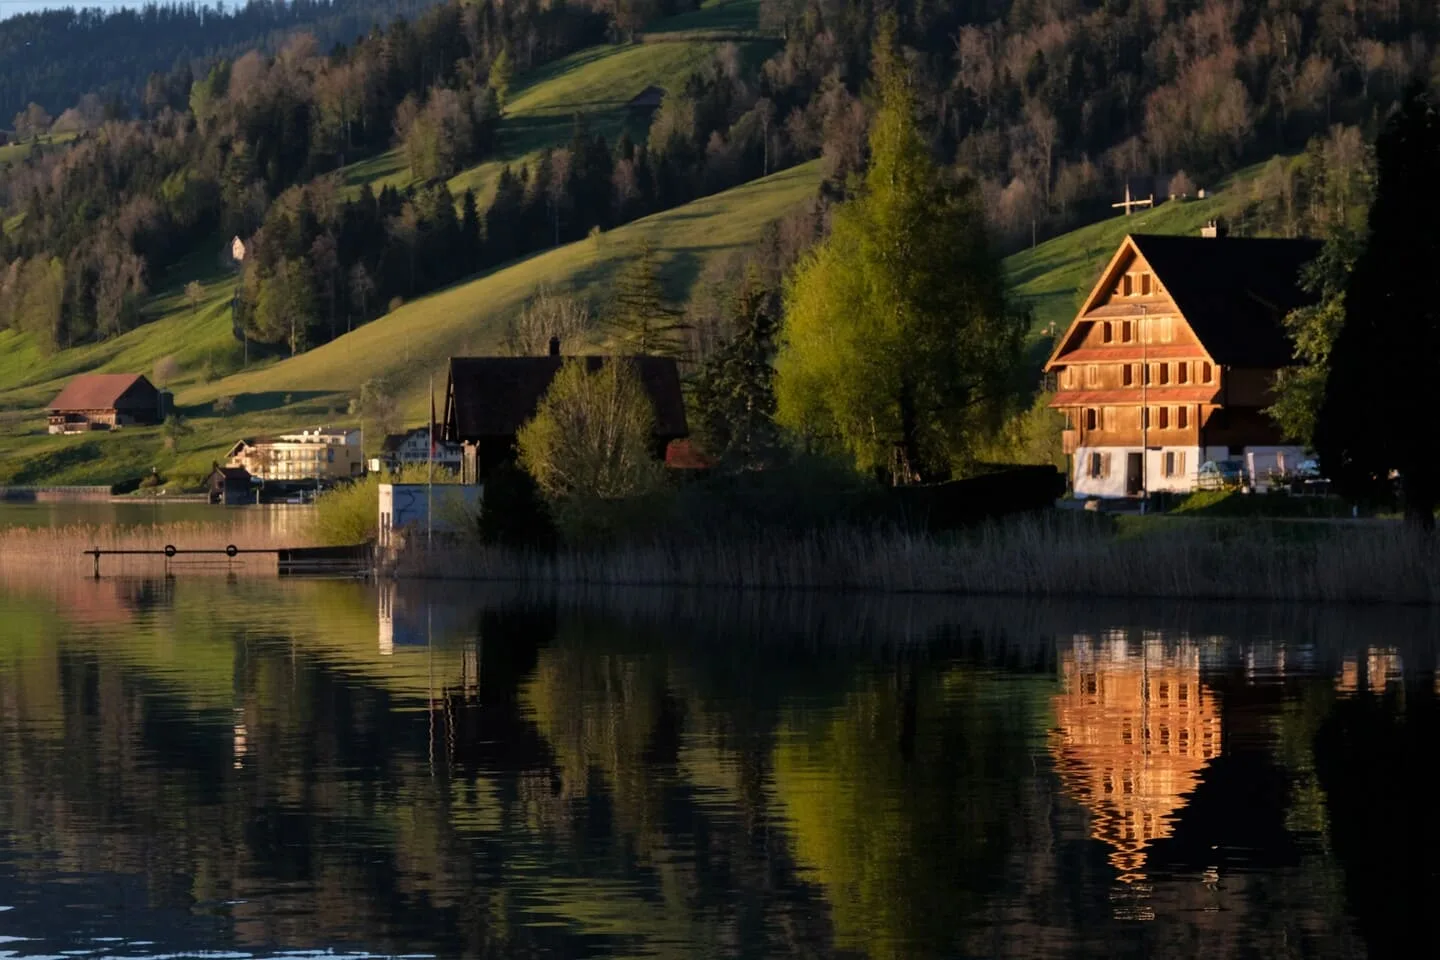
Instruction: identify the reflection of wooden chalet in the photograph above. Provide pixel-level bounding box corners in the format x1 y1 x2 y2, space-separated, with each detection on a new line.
1044 234 1321 498
46 373 166 434
1049 638 1222 884
442 354 688 482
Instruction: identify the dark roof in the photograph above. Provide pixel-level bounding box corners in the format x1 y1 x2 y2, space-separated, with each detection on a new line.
1131 235 1323 367
445 356 688 442
627 85 667 109
381 429 423 453
47 373 156 412
210 465 252 482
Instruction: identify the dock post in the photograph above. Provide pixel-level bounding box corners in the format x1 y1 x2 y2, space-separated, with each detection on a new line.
92 548 99 579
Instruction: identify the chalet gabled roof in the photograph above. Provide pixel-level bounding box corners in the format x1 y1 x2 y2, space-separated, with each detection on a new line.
47 373 154 412
443 356 688 442
1129 235 1322 368
1046 234 1322 371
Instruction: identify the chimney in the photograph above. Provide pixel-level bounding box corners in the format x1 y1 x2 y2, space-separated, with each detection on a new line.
549 335 561 357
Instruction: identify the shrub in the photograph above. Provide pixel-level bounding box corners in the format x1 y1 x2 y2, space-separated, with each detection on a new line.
312 464 457 545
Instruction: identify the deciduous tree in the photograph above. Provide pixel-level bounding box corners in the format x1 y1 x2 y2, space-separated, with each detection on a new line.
774 20 1025 483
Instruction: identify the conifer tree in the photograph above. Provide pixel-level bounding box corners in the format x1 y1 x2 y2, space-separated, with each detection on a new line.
693 270 779 465
1317 89 1440 529
608 240 687 358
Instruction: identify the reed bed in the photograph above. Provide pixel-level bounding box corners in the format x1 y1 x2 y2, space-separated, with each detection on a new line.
0 522 315 578
393 516 1440 605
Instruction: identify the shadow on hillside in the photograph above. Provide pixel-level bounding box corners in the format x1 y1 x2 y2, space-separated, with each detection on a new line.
188 391 339 420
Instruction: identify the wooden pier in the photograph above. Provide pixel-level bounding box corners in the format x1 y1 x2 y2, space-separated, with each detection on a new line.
83 543 372 578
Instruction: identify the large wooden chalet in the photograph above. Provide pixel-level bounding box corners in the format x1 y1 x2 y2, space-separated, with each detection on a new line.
1045 234 1321 498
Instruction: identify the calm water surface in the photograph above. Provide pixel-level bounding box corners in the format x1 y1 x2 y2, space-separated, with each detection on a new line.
0 575 1436 958
0 502 311 534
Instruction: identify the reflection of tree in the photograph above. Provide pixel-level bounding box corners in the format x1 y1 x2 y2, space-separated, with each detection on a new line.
1049 638 1221 886
769 667 1054 960
1315 678 1440 958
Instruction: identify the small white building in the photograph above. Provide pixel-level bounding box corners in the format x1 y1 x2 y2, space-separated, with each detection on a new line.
378 483 484 550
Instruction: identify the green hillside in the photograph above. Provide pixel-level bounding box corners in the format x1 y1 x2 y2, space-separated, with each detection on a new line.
1006 167 1263 344
0 160 824 485
341 0 775 208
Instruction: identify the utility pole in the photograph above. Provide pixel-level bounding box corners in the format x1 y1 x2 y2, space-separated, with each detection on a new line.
1140 304 1148 515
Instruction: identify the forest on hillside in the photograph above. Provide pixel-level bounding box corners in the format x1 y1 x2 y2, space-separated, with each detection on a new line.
0 0 1430 360
0 0 450 121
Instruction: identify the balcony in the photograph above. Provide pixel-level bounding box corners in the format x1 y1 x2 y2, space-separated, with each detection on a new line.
1062 429 1078 454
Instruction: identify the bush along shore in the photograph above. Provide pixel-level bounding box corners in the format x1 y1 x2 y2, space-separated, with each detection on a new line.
390 514 1440 605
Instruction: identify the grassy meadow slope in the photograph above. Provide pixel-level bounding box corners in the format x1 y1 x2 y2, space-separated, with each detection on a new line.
1006 166 1265 343
0 160 823 485
341 0 773 207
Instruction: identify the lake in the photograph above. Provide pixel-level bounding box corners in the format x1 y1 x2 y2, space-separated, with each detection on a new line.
0 575 1435 959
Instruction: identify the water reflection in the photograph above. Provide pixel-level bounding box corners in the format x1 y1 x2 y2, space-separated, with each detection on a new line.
1050 635 1221 886
0 579 1435 958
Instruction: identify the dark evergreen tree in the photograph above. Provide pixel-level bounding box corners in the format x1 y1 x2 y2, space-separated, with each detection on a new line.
608 240 687 358
1317 88 1440 530
693 270 779 465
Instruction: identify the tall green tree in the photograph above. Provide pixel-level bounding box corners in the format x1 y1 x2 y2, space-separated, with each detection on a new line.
773 19 1025 483
252 257 317 356
608 240 687 358
1316 89 1440 529
1267 235 1360 448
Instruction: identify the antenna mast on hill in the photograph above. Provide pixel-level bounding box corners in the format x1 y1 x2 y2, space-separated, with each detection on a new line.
1113 184 1155 216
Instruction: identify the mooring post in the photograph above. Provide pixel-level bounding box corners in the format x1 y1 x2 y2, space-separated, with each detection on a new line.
92 548 99 579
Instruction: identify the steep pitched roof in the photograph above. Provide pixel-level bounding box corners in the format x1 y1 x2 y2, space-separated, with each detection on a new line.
47 373 155 411
1129 235 1323 367
444 356 688 442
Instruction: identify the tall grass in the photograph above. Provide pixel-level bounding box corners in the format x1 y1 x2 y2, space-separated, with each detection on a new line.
0 521 312 577
393 515 1440 604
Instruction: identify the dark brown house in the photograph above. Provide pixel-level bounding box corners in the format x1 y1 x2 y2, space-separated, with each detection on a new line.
207 464 255 505
46 373 166 434
626 85 667 113
442 355 689 481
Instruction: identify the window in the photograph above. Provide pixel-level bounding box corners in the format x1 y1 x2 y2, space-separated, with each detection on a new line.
1121 320 1133 342
1102 322 1113 344
1177 407 1189 430
1103 407 1117 431
1141 273 1153 296
1160 317 1174 343
1062 367 1074 388
1142 407 1151 430
1085 364 1099 387
1158 407 1170 429
1123 364 1134 387
1177 362 1190 385
1088 452 1113 479
1202 361 1214 383
1159 364 1171 386
1085 408 1098 430
1164 451 1187 478
1123 274 1134 297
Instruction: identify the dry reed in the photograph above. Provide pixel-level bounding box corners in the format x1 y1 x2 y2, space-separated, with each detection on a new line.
0 522 314 578
393 516 1440 605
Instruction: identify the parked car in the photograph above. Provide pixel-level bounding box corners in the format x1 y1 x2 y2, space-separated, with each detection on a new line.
1197 459 1248 490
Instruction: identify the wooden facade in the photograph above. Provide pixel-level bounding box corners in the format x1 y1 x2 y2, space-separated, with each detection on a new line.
1044 234 1321 498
